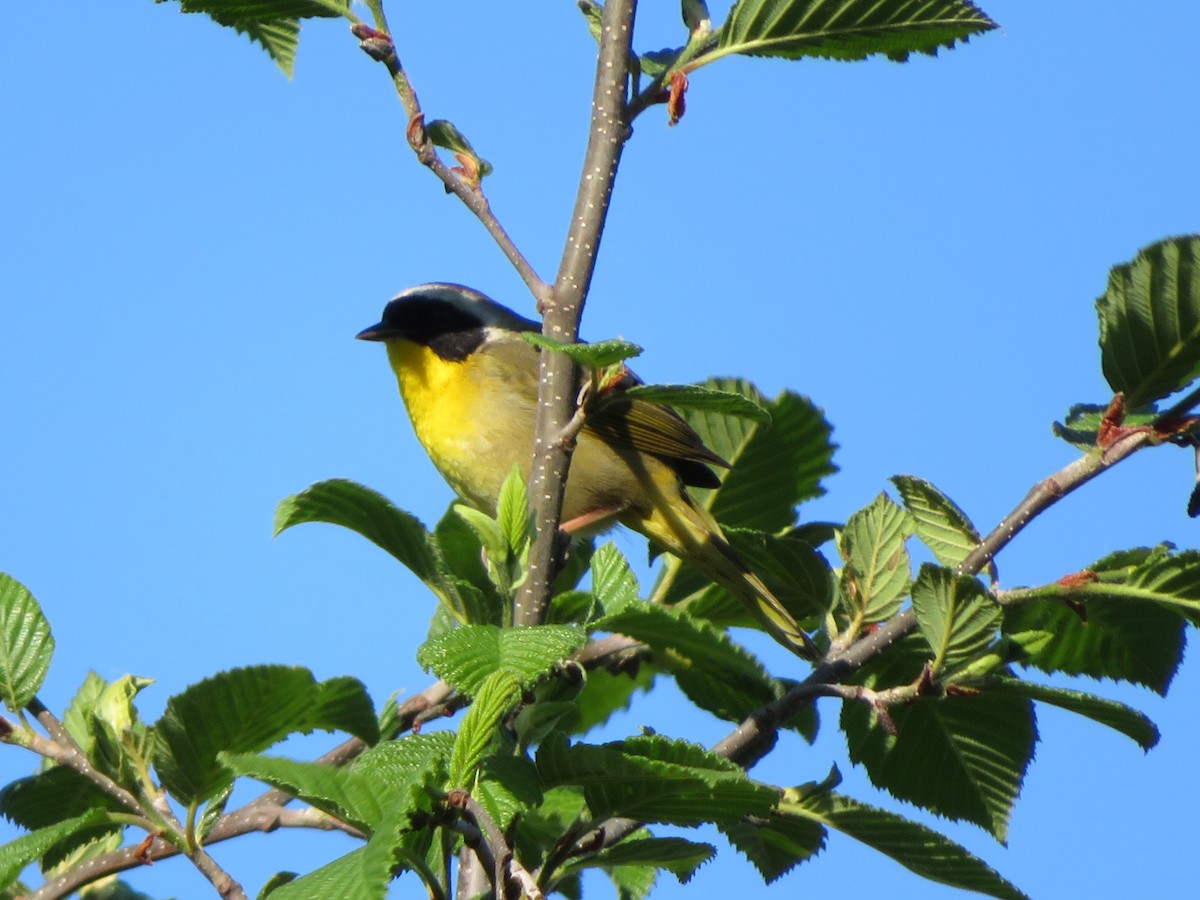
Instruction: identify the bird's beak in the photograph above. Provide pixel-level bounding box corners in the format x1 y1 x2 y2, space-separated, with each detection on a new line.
355 323 391 342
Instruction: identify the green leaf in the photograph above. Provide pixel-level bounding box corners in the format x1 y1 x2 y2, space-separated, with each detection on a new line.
561 835 716 884
259 872 299 897
622 384 770 422
891 476 984 570
453 505 508 566
1002 545 1197 692
1003 596 1184 694
843 639 1035 841
0 573 54 710
1052 402 1158 450
684 380 836 532
984 677 1158 751
724 529 834 620
59 671 107 767
92 674 155 789
434 505 491 594
275 480 474 620
0 768 124 875
221 753 379 830
1097 235 1200 406
454 497 527 601
450 670 523 786
162 1 351 78
0 766 122 830
784 788 1030 900
911 565 1001 672
1073 547 1200 624
591 543 641 615
839 494 913 623
712 0 997 65
496 465 533 561
226 732 454 834
521 333 644 370
476 754 542 830
537 733 777 827
275 479 437 580
596 605 797 730
425 119 494 179
416 624 586 696
720 812 825 884
578 0 603 41
152 665 378 804
512 784 589 874
269 846 385 900
605 860 656 900
0 809 109 890
433 507 504 624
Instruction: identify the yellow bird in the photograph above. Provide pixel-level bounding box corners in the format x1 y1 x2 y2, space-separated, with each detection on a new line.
357 283 814 657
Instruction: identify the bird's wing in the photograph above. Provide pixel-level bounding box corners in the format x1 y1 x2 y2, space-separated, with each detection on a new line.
584 393 729 489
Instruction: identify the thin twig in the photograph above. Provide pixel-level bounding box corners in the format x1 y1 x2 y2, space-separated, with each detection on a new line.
515 0 638 627
5 706 150 823
353 11 550 305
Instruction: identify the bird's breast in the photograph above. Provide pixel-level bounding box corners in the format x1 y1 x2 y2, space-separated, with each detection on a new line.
386 339 536 513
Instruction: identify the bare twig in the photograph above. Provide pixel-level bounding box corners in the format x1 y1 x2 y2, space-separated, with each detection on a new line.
515 0 639 627
351 14 550 306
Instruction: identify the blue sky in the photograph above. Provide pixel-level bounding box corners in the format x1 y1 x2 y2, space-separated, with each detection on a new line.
2 2 1199 897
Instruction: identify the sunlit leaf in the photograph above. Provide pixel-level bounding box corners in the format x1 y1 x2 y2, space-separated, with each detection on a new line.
686 381 836 531
891 476 983 571
537 733 777 827
712 0 997 65
623 384 770 422
839 494 912 622
153 666 378 804
416 624 586 696
0 810 109 890
522 333 643 369
450 669 522 786
1097 235 1200 406
160 1 351 77
425 119 494 179
0 573 54 711
911 565 1001 671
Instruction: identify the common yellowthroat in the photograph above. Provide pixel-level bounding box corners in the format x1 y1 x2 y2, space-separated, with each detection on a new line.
357 283 814 657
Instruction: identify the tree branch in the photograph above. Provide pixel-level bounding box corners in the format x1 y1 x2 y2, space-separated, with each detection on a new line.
514 0 638 627
450 789 545 900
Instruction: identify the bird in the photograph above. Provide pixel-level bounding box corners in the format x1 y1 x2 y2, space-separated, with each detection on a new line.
356 283 815 657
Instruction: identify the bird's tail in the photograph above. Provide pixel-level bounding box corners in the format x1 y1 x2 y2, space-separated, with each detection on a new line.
628 486 818 659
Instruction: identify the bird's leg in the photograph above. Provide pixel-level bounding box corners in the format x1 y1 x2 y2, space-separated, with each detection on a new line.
560 505 626 536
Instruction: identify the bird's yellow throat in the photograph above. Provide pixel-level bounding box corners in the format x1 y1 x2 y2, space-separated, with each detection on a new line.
383 337 501 511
